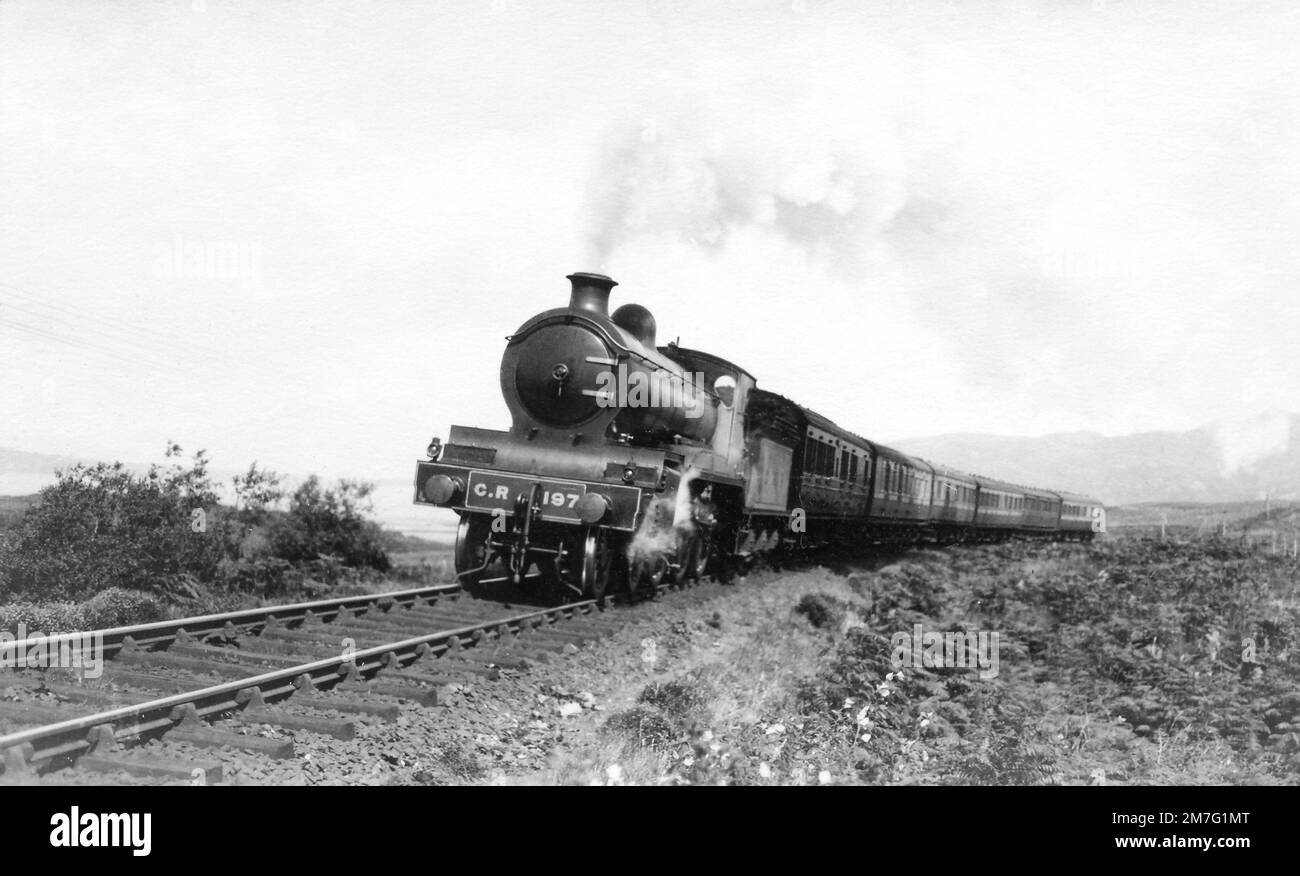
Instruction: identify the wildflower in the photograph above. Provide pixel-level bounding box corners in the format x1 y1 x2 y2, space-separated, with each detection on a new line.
860 733 872 744
817 770 832 785
758 762 773 779
605 764 624 785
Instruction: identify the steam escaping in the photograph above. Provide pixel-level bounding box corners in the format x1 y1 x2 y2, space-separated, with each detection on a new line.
627 494 678 563
627 465 700 567
1212 411 1293 476
671 463 701 531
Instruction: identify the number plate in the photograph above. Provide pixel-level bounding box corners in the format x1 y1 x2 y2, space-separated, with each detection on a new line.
463 471 588 521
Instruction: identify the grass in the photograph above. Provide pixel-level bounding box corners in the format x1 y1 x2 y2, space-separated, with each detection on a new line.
525 536 1300 785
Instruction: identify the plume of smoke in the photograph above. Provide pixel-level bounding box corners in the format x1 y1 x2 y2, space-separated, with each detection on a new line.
583 112 907 277
1212 410 1293 476
575 54 1132 406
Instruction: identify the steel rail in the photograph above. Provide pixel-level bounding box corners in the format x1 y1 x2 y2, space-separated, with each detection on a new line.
0 582 464 659
0 598 602 771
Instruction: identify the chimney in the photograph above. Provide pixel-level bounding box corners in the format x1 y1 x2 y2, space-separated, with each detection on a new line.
567 272 617 316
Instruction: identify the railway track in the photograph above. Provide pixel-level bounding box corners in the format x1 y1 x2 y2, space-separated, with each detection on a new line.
0 575 735 785
0 584 613 783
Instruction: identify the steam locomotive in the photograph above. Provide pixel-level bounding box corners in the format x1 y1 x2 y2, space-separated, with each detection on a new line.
414 272 1104 598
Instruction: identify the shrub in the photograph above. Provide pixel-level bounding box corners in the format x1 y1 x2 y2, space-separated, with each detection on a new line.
0 600 86 634
604 705 679 748
81 588 164 629
637 678 710 721
0 446 394 609
269 477 390 572
795 593 846 630
0 446 226 602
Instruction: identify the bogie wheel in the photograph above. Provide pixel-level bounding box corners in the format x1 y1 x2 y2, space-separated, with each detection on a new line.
454 513 494 589
580 527 614 599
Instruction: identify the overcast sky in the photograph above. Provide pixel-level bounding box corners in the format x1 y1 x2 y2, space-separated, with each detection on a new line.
1 0 1296 487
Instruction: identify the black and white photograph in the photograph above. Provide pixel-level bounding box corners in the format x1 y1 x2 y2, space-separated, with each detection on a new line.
0 0 1294 854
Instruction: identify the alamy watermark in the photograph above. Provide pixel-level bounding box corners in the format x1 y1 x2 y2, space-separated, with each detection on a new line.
586 363 709 419
0 625 105 679
151 234 262 287
891 623 1000 680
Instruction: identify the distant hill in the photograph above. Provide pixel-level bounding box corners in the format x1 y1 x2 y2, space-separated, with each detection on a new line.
891 410 1300 505
0 448 86 497
0 494 38 530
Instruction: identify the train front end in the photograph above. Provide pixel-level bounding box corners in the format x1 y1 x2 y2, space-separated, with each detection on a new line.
413 272 717 598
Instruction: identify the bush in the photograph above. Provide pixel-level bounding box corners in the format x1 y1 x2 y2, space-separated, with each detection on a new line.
269 477 390 572
0 600 86 634
637 678 711 720
81 588 164 629
0 446 392 610
604 705 679 749
794 593 847 630
0 588 162 634
0 446 225 602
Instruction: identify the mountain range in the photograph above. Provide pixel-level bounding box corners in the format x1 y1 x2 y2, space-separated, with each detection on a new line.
890 410 1298 505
